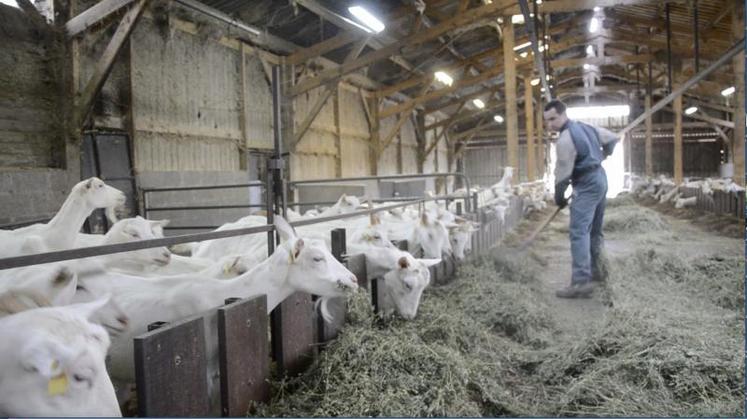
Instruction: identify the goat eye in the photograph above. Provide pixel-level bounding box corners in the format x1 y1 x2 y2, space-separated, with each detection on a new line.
75 285 86 291
73 373 87 382
404 283 412 291
313 257 323 262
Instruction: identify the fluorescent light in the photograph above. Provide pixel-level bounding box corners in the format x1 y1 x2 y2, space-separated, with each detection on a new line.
513 41 532 51
566 105 630 119
540 87 545 92
434 71 453 86
0 0 18 7
583 63 591 70
530 78 540 86
593 6 601 11
546 75 551 80
472 99 485 109
536 0 542 3
494 115 504 123
348 6 385 33
685 106 698 115
589 17 599 33
511 14 526 24
520 52 529 58
586 45 594 55
721 86 736 96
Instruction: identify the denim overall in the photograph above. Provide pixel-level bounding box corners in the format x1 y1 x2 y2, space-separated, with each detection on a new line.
566 121 608 285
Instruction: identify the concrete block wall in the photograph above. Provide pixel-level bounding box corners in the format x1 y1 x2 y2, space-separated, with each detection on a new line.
0 169 77 226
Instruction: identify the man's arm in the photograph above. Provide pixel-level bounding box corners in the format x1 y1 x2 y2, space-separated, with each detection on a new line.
554 130 575 207
595 126 619 158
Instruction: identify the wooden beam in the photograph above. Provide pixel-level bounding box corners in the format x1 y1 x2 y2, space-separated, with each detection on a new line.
424 102 467 158
65 0 135 37
74 0 147 130
287 31 362 65
505 0 687 14
425 87 500 115
551 54 653 69
556 84 642 96
663 106 735 129
673 90 683 184
380 112 413 155
731 3 745 186
368 96 380 175
379 65 504 119
377 46 502 97
290 0 515 96
644 93 653 176
535 100 545 178
503 19 519 179
524 77 535 180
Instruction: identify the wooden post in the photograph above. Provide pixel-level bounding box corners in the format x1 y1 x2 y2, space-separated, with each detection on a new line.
333 85 342 177
368 95 380 175
416 112 426 173
732 3 745 186
502 19 519 182
536 100 544 178
524 76 535 181
673 90 683 184
645 93 653 176
239 43 248 170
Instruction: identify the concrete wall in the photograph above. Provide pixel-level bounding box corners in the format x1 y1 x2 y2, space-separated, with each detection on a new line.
0 5 64 168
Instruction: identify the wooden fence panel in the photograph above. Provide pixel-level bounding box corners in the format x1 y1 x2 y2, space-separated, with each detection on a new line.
271 292 316 376
218 296 270 416
135 317 210 417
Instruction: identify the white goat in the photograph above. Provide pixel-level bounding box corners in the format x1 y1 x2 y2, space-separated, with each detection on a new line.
0 297 121 417
72 217 357 408
0 178 125 257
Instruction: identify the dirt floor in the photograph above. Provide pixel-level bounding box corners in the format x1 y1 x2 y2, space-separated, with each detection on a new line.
256 197 745 417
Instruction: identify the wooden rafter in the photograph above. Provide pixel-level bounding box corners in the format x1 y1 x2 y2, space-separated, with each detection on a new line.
287 31 361 65
290 0 515 97
378 83 430 154
551 54 653 69
504 0 688 14
65 0 136 37
74 0 147 130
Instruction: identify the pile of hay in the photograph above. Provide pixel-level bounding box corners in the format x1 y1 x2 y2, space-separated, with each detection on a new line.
604 205 670 233
606 192 636 208
255 212 743 417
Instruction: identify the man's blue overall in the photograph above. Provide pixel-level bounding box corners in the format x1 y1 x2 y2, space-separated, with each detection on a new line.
564 121 608 285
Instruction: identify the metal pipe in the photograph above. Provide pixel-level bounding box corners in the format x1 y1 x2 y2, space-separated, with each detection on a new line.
666 3 673 93
619 38 744 136
518 0 551 101
287 172 472 212
141 182 264 193
146 204 266 212
693 0 700 73
0 197 435 271
173 0 260 36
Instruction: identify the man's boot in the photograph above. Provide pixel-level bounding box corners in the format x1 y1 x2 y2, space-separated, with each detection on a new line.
555 282 594 298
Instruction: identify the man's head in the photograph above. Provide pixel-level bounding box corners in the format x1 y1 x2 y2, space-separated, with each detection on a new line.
543 100 568 132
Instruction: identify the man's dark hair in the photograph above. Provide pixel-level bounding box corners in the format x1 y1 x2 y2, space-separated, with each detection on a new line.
544 100 566 114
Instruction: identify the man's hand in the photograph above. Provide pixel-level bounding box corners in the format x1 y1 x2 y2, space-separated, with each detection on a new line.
554 179 570 209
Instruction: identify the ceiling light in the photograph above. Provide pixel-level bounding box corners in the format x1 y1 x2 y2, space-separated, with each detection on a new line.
520 51 529 58
513 41 532 51
546 75 551 80
684 106 698 115
494 114 504 123
511 14 527 24
721 86 736 96
586 45 594 55
589 17 599 33
583 63 591 70
434 71 453 86
593 6 601 12
530 78 540 86
348 6 385 33
472 99 485 109
567 105 630 119
540 87 545 92
536 0 542 4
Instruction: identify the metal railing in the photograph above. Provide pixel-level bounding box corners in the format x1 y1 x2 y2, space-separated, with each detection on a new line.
287 172 473 212
0 197 437 271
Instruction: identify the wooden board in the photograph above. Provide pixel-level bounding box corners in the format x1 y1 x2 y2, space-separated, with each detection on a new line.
218 296 270 416
134 317 210 417
270 292 315 376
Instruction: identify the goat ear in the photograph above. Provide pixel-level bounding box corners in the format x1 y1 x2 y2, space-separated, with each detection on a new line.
273 215 296 242
51 266 75 288
420 212 430 226
20 340 67 379
292 238 304 261
85 178 94 189
370 212 380 226
398 256 410 269
150 219 170 227
65 294 111 320
417 258 441 268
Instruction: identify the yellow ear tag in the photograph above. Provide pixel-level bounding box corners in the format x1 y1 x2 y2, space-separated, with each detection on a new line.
48 373 69 396
223 264 231 275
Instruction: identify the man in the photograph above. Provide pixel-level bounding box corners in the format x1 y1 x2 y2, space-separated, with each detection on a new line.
543 100 619 298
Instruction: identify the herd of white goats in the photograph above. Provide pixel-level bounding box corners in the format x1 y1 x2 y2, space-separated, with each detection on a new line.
630 174 745 208
0 168 567 416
